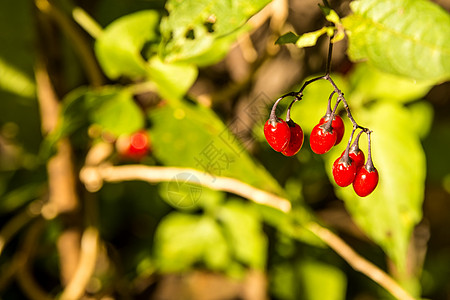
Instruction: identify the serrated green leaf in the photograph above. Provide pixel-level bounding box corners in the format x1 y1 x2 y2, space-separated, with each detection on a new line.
148 100 285 195
343 0 450 82
154 212 230 272
275 32 300 45
159 0 270 64
324 101 426 271
95 10 160 79
296 27 330 48
218 200 267 269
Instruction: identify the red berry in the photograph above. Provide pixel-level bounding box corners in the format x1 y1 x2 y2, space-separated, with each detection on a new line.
282 120 304 156
353 166 379 197
309 123 337 154
347 148 365 172
332 156 357 187
117 130 150 160
320 115 345 145
264 118 290 152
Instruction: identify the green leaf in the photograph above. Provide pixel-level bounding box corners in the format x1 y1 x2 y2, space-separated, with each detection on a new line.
154 212 230 272
298 260 347 300
319 6 341 25
95 10 160 80
147 56 198 100
349 63 433 103
275 32 300 45
218 200 267 269
159 0 271 64
148 100 284 195
325 101 426 271
343 0 450 82
89 88 144 136
45 86 144 149
296 27 331 48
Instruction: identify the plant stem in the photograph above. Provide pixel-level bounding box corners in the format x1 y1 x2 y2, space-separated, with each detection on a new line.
365 130 376 171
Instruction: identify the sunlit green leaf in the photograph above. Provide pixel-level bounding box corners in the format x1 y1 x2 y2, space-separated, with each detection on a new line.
298 259 347 300
349 63 433 103
319 6 341 25
154 212 230 271
218 200 267 269
95 10 160 79
147 56 197 100
343 0 450 82
0 57 35 98
296 27 331 48
159 0 270 64
89 88 144 136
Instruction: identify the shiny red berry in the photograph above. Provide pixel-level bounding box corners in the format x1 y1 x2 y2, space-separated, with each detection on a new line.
264 118 290 152
117 130 150 160
347 148 365 172
282 120 304 156
332 156 357 187
353 166 379 197
309 123 337 154
320 115 345 145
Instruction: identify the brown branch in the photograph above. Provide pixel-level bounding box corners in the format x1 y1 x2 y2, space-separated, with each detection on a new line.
80 164 292 213
35 53 82 289
59 227 99 300
80 163 417 300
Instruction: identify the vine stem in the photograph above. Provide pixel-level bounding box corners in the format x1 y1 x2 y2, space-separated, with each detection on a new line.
80 163 415 300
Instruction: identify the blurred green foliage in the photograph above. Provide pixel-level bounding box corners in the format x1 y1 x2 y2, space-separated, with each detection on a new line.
1 0 450 299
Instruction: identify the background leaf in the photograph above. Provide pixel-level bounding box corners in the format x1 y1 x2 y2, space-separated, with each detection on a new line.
95 10 160 80
154 212 230 272
343 0 450 82
159 0 270 64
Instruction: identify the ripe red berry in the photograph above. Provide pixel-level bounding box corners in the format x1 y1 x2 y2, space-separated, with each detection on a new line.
320 115 345 145
264 118 290 152
309 123 337 154
117 130 150 160
282 120 304 156
353 166 379 197
332 156 357 187
347 148 365 172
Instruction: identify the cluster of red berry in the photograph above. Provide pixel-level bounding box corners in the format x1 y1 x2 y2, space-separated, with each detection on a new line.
264 77 379 197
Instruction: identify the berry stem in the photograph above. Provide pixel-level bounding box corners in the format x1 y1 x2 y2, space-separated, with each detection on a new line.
325 91 335 116
365 130 376 172
350 130 364 152
340 127 356 165
269 92 296 124
325 31 334 76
